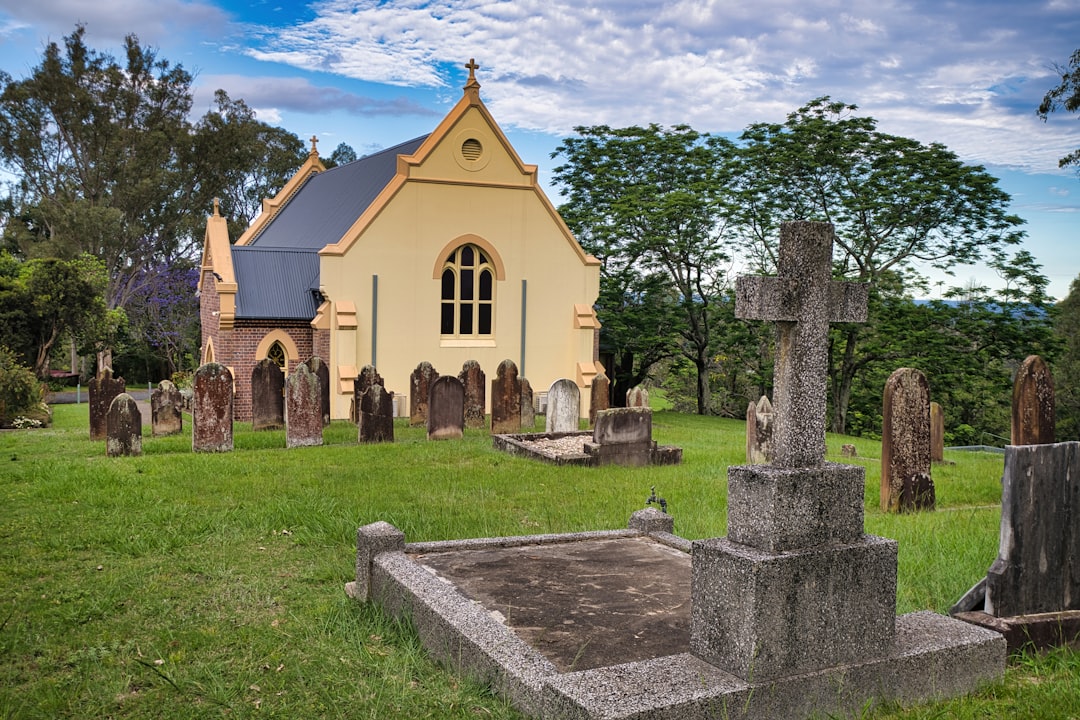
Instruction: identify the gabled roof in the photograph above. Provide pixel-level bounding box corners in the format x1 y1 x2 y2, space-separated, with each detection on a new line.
245 136 429 250
232 247 321 320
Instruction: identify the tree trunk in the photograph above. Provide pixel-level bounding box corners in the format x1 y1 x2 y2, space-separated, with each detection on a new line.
829 325 861 434
695 344 711 415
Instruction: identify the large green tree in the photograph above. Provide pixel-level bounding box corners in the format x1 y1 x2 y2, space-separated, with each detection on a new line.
1055 274 1080 438
730 97 1029 433
1038 48 1080 174
552 125 737 413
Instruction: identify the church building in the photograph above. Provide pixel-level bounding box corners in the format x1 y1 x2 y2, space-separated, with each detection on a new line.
198 61 602 421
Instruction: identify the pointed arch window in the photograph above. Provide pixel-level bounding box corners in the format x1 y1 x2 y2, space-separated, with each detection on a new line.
266 340 287 369
441 244 494 337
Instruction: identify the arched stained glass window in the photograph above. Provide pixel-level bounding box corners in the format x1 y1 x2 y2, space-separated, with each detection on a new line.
440 244 494 337
266 340 287 369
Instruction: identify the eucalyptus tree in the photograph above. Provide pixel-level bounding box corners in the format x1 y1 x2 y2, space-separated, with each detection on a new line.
1038 48 1080 174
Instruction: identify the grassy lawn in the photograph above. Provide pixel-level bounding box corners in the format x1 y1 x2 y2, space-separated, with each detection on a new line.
1 405 1078 719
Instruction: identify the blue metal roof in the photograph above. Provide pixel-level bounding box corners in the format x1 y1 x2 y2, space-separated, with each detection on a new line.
233 247 321 320
247 135 429 250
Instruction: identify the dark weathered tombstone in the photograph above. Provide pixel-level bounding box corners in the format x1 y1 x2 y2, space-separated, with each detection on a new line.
106 393 142 457
352 364 385 423
841 443 858 458
930 401 945 463
458 360 486 429
545 379 580 433
305 356 331 427
746 394 773 464
151 379 183 437
584 407 654 466
1011 354 1055 446
490 359 521 434
881 367 934 512
89 368 125 440
358 384 395 443
409 362 439 427
251 359 284 431
428 376 465 440
286 363 323 448
520 378 535 430
193 362 233 453
626 385 649 409
589 372 610 427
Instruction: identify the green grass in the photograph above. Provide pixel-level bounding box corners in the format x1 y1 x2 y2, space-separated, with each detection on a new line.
0 405 1076 719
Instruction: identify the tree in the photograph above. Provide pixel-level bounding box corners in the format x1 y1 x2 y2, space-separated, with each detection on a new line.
1038 48 1080 173
730 97 1028 432
1055 274 1080 438
326 142 358 168
553 125 737 413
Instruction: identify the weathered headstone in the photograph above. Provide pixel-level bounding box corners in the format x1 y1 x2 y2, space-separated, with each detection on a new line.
589 372 610 427
584 407 653 466
458 360 486 429
626 385 649 409
151 379 183 437
409 362 439 427
305 356 331 427
89 368 125 440
520 378 535 430
490 359 521 434
930 401 945 463
193 362 233 453
352 364 385 423
841 443 858 458
251 359 284 431
745 394 773 464
545 379 580 433
358 384 394 443
286 363 323 448
106 393 142 457
881 367 934 512
428 376 465 440
1011 354 1055 446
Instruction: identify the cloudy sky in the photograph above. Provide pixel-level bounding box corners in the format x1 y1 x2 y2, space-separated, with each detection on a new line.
1 0 1078 297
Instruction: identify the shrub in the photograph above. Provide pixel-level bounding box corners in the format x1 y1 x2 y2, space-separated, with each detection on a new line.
0 346 46 428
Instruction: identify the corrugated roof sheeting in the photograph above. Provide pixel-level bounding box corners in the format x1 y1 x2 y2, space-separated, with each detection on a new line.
233 247 321 320
250 135 429 250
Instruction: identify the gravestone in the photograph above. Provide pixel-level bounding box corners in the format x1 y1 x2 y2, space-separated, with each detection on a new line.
458 360 486 429
106 393 142 457
352 364 385 423
626 385 649 408
589 372 610 427
545 379 580 433
305 356 331 427
881 367 934 512
193 362 233 452
251 359 285 430
745 394 773 464
358 384 394 443
584 407 653 466
409 362 439 427
930 401 945 463
490 359 521 434
151 379 183 437
89 368 125 440
428 376 465 440
286 363 323 448
520 378 535 430
1011 354 1055 446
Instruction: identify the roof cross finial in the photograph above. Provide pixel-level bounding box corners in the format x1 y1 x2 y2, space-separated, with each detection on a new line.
212 197 220 216
464 58 481 92
309 135 319 156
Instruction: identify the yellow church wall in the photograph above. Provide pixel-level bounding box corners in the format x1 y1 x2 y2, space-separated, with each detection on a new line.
405 106 534 189
320 177 599 421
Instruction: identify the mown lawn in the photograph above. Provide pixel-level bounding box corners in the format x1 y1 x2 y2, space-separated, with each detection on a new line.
1 405 1077 719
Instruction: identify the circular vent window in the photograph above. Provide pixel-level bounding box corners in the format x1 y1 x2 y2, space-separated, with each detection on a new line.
461 138 483 161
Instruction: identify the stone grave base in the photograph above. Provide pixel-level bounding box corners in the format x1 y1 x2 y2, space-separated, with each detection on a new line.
952 610 1080 655
492 431 682 467
346 517 1004 720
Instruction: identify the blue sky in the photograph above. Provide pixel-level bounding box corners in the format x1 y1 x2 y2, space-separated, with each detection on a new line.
1 0 1078 299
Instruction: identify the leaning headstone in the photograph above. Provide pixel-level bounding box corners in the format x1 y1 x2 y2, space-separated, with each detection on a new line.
545 379 580 433
589 372 610 427
1011 354 1055 446
930 401 945 463
305 356 331 427
428 376 465 440
286 363 323 448
352 364 385 423
745 394 773 464
151 379 183 437
490 359 521 434
409 362 439 427
89 368 125 440
458 360 486 429
251 359 284 431
358 384 394 443
520 378 535 430
881 367 934 512
106 393 142 457
626 385 649 409
193 363 233 453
